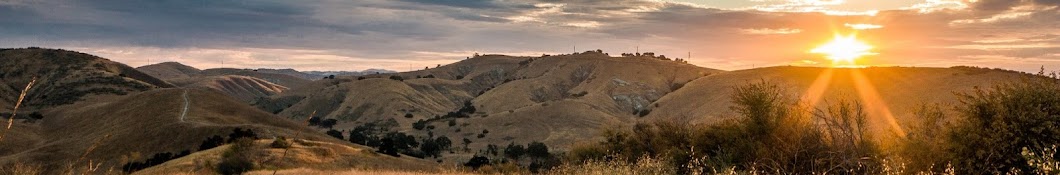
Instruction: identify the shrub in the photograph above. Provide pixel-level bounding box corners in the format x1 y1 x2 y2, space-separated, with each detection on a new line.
504 142 526 159
527 141 550 159
217 138 255 175
945 75 1060 173
326 129 344 140
270 137 292 148
465 155 491 169
389 75 404 81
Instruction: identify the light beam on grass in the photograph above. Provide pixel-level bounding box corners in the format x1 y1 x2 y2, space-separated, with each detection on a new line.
850 69 906 137
801 68 835 107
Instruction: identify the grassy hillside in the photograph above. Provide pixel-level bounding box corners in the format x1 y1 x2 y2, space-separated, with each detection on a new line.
136 62 202 80
647 66 1031 132
0 48 173 110
198 68 311 90
138 62 310 103
0 89 339 174
136 139 449 174
257 52 721 160
168 75 289 102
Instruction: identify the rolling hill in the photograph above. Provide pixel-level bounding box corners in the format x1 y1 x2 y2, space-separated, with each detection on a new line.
255 51 722 159
0 48 445 174
257 51 1034 162
137 62 311 102
167 75 289 102
0 48 173 111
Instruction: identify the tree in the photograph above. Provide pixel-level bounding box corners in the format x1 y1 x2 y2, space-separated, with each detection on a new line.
526 141 550 159
504 142 525 159
412 119 427 130
463 138 472 151
435 136 452 151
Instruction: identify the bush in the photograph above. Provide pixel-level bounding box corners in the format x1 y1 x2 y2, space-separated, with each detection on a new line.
217 138 255 175
945 75 1060 173
326 129 344 140
504 142 525 159
389 75 404 81
566 80 884 174
270 137 292 148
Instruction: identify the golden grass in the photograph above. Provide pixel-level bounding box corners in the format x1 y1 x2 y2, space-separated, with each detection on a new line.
247 168 475 175
271 110 315 175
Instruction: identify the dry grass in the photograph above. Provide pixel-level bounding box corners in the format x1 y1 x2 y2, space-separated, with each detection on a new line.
0 77 34 142
247 168 474 175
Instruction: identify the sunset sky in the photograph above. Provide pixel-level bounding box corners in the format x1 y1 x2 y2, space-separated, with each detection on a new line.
1 0 1057 72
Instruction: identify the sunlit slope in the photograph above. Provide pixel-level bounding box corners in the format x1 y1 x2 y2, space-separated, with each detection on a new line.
138 62 305 102
648 66 1030 127
258 53 720 151
168 75 289 102
136 139 445 175
0 89 334 174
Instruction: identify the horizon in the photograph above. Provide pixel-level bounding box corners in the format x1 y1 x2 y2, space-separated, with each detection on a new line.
1 0 1057 72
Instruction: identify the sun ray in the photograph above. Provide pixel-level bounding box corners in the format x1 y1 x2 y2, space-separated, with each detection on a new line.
801 68 835 108
849 69 906 138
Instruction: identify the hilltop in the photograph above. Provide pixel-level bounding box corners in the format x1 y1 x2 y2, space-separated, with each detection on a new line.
0 48 172 110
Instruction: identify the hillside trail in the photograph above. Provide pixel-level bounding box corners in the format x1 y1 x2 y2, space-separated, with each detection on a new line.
180 89 190 122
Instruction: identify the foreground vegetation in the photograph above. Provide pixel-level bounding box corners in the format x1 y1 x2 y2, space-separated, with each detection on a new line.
552 71 1060 174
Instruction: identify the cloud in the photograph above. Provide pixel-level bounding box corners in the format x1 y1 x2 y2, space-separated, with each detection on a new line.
741 28 803 34
0 0 1057 72
844 23 883 30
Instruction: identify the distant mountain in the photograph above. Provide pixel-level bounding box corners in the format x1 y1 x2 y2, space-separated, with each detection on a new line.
167 75 289 102
0 48 172 110
302 69 398 78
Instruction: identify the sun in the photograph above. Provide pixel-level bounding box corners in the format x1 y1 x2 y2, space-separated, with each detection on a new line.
811 34 876 65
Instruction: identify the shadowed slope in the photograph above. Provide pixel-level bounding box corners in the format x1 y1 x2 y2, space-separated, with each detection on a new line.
0 48 173 110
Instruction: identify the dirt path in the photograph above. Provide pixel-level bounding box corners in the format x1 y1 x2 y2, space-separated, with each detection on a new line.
180 89 190 122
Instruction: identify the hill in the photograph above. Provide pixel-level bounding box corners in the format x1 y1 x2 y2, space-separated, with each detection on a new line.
257 52 1036 165
137 62 311 102
0 48 173 110
168 75 289 102
255 51 721 160
0 87 445 174
198 68 311 89
136 62 202 80
646 66 1032 134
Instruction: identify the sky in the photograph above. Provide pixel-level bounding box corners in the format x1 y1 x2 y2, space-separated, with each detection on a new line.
0 0 1057 72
